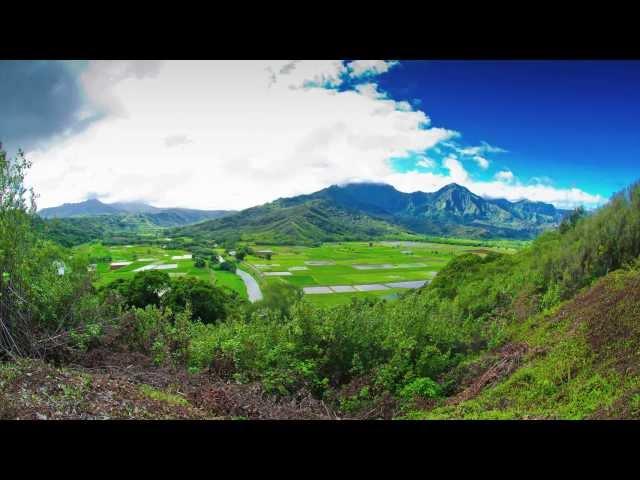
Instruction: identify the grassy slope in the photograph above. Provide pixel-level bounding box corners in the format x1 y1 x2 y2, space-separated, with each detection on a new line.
177 199 418 245
406 267 640 419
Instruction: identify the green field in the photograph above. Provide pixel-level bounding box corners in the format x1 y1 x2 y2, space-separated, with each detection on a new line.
73 240 522 308
73 242 248 299
242 240 518 306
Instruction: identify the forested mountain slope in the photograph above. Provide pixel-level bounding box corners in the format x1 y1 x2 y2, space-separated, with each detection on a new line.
177 197 416 245
179 182 570 243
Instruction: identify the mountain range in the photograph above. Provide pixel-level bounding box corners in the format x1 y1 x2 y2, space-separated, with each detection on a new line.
38 198 234 226
176 182 571 244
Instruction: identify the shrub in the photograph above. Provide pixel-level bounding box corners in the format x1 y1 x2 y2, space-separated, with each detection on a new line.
123 304 192 366
399 377 442 400
219 260 237 273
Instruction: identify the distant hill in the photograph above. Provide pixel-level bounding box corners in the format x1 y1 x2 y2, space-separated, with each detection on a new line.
38 198 122 218
178 196 416 245
38 198 233 223
37 199 236 247
176 182 571 243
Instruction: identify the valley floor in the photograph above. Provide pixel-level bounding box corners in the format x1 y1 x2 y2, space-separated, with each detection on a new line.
242 241 516 306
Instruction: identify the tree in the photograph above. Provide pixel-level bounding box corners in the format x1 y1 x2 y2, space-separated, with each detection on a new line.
194 256 206 268
162 277 230 324
126 270 172 308
0 145 37 355
559 206 586 234
219 260 237 273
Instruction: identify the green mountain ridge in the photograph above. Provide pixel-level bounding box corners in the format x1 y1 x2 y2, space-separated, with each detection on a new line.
179 197 415 245
36 199 237 246
177 182 572 243
38 198 233 221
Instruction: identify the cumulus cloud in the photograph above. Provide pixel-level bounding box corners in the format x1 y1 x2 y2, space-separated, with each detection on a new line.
355 83 386 99
443 156 470 183
495 170 515 183
79 60 163 116
384 160 604 209
26 60 456 210
472 155 490 169
267 60 346 89
347 60 399 78
23 60 605 212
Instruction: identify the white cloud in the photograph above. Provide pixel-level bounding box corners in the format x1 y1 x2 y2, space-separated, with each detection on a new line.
267 60 346 89
164 134 192 148
347 60 399 78
450 140 508 170
24 60 605 213
26 60 456 210
384 161 604 209
442 156 470 183
355 83 386 99
495 170 515 183
79 60 163 117
472 155 490 169
416 156 436 169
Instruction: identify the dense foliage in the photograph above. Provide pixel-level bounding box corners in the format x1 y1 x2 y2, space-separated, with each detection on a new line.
176 198 417 246
181 181 640 411
1 147 110 357
99 270 240 324
4 143 640 419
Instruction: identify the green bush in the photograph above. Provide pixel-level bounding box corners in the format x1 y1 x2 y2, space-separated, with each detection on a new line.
219 260 237 272
123 304 192 366
399 377 442 400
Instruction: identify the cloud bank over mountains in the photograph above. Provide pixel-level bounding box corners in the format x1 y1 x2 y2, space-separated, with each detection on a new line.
19 60 605 210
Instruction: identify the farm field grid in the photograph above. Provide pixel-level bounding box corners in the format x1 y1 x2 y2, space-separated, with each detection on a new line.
74 241 519 307
74 243 247 298
241 241 516 306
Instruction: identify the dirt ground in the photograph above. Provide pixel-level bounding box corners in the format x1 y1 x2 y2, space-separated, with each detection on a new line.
0 349 336 420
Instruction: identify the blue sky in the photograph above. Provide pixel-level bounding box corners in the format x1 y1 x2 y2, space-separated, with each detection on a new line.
377 61 640 199
2 60 636 210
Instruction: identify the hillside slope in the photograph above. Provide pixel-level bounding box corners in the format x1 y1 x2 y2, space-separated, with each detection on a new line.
178 197 416 245
411 266 640 419
37 209 237 247
178 182 569 243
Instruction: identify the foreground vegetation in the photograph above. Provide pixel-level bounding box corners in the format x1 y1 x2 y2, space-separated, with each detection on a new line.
2 144 640 419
